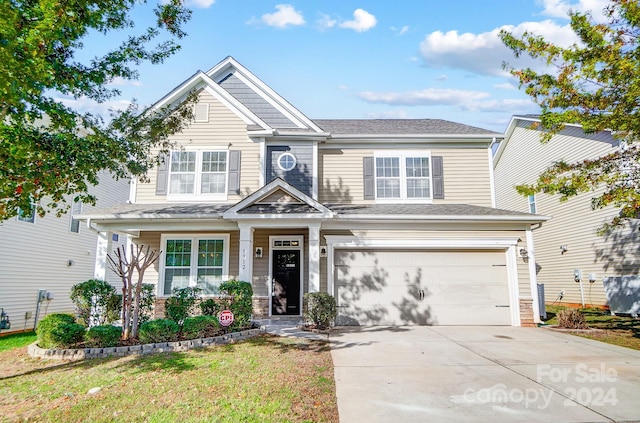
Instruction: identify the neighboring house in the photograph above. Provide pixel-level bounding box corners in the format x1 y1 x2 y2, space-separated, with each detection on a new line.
0 170 129 334
80 57 547 326
494 115 634 311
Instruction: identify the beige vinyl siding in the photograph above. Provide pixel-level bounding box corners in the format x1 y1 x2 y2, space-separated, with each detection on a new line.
135 91 261 204
0 171 129 334
494 123 620 306
136 230 240 297
319 146 493 206
319 148 370 203
432 148 492 206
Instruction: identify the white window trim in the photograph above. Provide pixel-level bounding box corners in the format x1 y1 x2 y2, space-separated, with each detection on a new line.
159 233 230 297
528 194 537 214
16 203 37 224
69 201 82 233
374 150 433 203
167 149 229 201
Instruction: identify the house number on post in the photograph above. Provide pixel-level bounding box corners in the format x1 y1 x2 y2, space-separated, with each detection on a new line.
218 310 234 327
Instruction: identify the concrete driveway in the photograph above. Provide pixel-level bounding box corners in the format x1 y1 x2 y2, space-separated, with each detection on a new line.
329 326 640 423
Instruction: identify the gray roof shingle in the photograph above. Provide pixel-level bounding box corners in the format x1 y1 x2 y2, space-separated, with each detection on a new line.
313 119 500 135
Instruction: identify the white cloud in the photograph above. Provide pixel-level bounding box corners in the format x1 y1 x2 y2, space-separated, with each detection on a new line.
419 20 580 76
358 88 489 106
494 82 516 90
260 4 305 29
391 25 410 35
365 110 412 119
56 95 132 117
356 88 538 115
339 9 377 32
460 98 537 113
436 74 447 82
160 0 215 8
317 13 337 30
338 85 349 91
187 0 215 8
538 0 610 22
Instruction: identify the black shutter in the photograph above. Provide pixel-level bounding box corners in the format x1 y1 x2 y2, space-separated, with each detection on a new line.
432 156 444 199
363 156 374 200
228 150 241 194
155 153 170 196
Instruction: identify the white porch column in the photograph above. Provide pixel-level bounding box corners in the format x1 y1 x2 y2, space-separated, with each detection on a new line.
94 231 109 280
238 224 254 283
308 223 321 292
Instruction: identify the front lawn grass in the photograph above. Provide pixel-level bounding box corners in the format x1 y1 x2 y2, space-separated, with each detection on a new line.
0 332 37 353
544 305 640 351
0 334 338 422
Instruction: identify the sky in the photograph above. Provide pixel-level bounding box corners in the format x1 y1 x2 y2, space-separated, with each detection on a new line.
65 0 612 133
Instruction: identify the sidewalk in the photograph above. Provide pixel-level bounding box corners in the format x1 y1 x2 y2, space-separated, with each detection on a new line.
256 317 329 341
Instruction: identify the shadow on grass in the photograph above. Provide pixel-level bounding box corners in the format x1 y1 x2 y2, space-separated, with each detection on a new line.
219 334 332 355
546 305 640 340
120 351 198 374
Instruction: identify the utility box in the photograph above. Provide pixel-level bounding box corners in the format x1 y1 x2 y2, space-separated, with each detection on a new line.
537 283 547 320
602 276 640 317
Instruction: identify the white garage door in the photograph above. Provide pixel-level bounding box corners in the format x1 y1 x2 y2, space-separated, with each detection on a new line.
335 249 512 325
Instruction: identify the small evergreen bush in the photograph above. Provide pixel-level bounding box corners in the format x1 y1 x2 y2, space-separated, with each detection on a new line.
165 287 201 324
36 313 85 349
181 315 220 339
85 325 122 347
70 279 119 327
219 280 253 329
138 319 180 344
199 298 223 316
557 308 588 329
303 292 337 330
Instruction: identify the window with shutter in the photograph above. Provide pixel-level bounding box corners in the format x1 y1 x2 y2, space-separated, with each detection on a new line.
369 151 436 202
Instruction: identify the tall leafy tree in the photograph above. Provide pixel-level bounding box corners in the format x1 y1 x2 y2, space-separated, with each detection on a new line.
0 0 194 220
500 0 640 230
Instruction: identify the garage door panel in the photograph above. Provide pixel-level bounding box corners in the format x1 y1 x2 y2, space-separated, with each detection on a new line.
335 249 512 326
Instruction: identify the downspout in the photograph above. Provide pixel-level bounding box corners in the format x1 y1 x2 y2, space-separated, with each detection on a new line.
526 223 543 324
488 137 498 208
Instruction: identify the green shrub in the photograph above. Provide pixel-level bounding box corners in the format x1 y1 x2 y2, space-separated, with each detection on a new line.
199 298 223 317
138 319 180 344
36 313 85 349
70 279 119 327
181 315 220 339
85 325 122 348
219 280 253 329
165 287 201 324
303 292 337 330
557 308 588 329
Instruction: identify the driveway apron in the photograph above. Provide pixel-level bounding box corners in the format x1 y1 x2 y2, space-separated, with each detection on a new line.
329 326 640 423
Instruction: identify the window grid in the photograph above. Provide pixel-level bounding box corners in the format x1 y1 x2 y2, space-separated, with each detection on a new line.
168 151 227 196
375 154 432 200
163 237 226 296
528 194 537 214
69 201 82 233
17 204 36 223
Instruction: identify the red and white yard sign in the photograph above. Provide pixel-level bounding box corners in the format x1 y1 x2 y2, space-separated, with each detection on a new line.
218 310 234 327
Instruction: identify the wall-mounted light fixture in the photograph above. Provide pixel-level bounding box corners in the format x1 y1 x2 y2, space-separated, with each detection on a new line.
519 248 529 263
255 247 263 258
67 259 75 267
560 245 568 254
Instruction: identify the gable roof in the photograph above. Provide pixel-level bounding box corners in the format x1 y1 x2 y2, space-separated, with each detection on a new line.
223 178 334 219
493 115 617 167
314 119 500 136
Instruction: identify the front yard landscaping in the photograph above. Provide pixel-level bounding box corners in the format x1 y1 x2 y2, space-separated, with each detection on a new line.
0 332 338 422
544 305 640 350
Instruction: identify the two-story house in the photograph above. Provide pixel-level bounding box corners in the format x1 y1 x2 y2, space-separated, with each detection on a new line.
495 115 639 314
80 57 546 326
0 170 129 335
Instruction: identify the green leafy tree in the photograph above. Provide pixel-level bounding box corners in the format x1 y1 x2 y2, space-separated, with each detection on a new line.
0 0 194 220
500 0 640 230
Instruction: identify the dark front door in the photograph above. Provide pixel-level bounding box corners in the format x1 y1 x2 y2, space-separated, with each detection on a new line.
272 250 301 315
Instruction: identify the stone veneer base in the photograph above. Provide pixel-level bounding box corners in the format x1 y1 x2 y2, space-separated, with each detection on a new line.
28 328 264 361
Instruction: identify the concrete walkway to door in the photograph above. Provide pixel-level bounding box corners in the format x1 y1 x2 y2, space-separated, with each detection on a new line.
329 326 640 423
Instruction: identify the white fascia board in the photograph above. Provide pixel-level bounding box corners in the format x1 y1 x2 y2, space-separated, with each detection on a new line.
90 219 238 233
206 56 323 133
323 236 521 249
334 214 550 224
326 134 503 142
